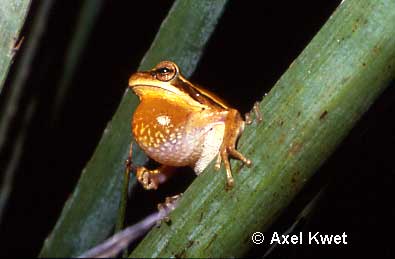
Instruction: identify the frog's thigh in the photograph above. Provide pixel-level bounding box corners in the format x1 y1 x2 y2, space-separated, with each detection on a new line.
194 123 225 174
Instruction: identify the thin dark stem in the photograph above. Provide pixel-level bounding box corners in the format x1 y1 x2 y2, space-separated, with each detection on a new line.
115 142 134 256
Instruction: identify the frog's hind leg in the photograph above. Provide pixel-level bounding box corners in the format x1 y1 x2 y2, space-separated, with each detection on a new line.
215 109 252 188
136 165 175 190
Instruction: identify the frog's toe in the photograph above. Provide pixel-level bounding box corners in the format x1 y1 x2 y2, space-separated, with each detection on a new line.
219 148 235 189
227 146 252 167
245 112 253 125
226 177 234 189
156 194 183 226
244 157 252 167
214 153 222 171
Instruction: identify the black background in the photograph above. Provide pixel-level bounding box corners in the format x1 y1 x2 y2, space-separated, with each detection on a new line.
1 1 394 258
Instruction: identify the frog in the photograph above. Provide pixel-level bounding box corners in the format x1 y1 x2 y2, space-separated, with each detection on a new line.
128 61 261 190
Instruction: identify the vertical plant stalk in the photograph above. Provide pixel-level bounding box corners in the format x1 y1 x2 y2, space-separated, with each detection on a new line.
130 0 395 257
39 0 228 257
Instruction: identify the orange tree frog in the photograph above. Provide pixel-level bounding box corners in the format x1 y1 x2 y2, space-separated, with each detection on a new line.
128 61 261 190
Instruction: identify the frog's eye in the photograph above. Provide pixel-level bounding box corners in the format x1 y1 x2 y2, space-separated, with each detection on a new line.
154 61 177 82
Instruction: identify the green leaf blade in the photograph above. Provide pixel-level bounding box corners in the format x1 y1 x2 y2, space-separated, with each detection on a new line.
0 0 31 93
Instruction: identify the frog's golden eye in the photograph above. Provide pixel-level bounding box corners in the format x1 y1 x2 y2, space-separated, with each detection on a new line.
154 61 177 82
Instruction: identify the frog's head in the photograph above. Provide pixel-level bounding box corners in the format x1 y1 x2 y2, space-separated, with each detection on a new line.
129 61 193 101
129 61 228 109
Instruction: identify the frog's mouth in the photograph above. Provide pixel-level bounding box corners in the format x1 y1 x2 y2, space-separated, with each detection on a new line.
129 72 171 89
129 72 190 96
130 83 206 111
130 82 183 97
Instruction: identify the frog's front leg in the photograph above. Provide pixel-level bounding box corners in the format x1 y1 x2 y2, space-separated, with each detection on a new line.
136 165 175 190
215 109 252 188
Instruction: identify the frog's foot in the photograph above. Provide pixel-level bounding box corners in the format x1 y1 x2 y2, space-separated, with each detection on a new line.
215 109 252 189
136 167 159 190
156 194 183 225
245 101 263 125
215 146 252 189
136 165 175 190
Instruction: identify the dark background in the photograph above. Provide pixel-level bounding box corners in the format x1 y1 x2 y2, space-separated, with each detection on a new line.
1 1 394 258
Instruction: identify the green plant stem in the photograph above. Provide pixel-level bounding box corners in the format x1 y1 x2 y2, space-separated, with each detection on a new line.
39 0 228 257
130 0 395 257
